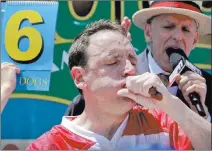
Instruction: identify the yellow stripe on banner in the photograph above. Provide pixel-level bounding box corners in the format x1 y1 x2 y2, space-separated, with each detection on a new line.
54 32 73 45
201 7 211 13
196 44 211 49
121 0 124 20
111 0 115 22
10 93 71 105
195 64 211 70
68 1 98 21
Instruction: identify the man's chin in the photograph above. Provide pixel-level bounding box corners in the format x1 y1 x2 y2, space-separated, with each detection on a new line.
161 62 172 72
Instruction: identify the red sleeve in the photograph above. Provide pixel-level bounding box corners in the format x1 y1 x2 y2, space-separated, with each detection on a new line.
26 125 95 150
151 109 194 150
26 132 59 150
131 106 193 150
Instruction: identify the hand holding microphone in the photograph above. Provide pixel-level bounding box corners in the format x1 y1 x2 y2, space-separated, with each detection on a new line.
166 48 207 117
175 71 207 117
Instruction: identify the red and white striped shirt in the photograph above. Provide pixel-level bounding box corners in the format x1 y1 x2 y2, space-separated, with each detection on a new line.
26 106 193 150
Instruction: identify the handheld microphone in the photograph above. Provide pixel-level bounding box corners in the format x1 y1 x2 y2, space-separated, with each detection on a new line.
166 48 206 117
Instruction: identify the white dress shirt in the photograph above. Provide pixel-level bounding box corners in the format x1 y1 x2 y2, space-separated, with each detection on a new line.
147 49 178 95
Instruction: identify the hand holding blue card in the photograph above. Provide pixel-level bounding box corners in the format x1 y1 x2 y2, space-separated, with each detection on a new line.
1 1 58 91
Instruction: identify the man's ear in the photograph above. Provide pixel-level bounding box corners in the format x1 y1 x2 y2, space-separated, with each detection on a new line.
144 24 152 43
192 32 199 49
71 67 86 90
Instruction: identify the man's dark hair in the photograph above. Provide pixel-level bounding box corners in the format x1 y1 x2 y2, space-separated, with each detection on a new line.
68 19 127 94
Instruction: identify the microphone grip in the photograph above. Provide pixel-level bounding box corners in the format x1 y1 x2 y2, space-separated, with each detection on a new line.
149 87 163 101
189 92 206 117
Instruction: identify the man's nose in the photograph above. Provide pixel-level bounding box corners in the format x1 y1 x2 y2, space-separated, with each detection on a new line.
172 28 183 42
122 60 136 77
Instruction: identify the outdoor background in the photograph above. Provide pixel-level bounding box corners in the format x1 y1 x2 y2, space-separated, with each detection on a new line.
1 1 211 150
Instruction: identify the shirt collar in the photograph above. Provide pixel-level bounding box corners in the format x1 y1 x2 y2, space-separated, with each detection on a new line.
147 46 170 75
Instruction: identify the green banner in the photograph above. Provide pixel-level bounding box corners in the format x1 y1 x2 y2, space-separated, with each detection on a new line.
1 1 211 150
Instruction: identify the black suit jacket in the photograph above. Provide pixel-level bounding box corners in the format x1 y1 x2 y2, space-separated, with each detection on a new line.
64 94 85 116
65 70 211 121
176 70 211 119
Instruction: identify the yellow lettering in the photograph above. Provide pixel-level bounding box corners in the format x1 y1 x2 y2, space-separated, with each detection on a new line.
26 78 34 86
35 77 42 86
5 10 44 63
42 78 48 87
19 77 26 85
18 77 48 87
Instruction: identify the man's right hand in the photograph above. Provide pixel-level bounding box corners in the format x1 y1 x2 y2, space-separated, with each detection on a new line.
121 16 132 41
1 62 20 112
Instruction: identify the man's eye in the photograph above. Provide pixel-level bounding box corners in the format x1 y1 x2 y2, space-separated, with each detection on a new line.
107 61 119 65
182 27 190 32
131 62 137 66
164 25 174 29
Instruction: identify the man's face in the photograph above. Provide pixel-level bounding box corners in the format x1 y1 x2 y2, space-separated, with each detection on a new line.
145 14 199 72
81 31 137 115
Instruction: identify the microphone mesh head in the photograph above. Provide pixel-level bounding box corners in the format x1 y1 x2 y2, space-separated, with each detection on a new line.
166 48 188 69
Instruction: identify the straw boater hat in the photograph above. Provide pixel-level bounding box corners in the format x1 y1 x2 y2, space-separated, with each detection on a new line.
132 1 211 35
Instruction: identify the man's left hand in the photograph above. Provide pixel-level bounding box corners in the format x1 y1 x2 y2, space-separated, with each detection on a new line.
176 71 208 117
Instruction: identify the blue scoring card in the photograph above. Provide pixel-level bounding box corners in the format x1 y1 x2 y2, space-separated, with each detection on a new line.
1 1 58 91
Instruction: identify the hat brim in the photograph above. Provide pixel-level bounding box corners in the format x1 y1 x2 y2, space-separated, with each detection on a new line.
132 7 211 35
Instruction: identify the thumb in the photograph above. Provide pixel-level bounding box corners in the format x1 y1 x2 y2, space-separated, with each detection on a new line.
175 74 181 84
121 18 127 31
125 18 131 32
117 89 137 101
121 16 131 32
127 32 132 41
